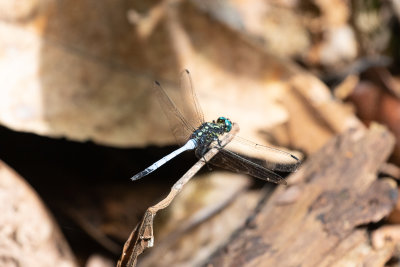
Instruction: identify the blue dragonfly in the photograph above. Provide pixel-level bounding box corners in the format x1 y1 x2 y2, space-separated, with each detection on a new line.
131 70 300 185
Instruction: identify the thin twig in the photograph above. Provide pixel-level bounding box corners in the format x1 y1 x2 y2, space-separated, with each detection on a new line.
117 124 240 267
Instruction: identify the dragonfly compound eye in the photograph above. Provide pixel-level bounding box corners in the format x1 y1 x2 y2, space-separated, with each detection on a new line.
217 117 225 123
224 118 232 132
217 117 232 132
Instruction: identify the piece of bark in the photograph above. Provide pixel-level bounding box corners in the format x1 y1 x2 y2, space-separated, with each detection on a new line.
208 126 398 267
0 160 77 267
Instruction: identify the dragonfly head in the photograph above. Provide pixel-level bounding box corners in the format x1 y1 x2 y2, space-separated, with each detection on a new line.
217 117 232 132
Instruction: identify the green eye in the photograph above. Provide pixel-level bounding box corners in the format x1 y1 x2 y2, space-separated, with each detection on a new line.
216 117 232 132
217 117 225 123
225 119 232 132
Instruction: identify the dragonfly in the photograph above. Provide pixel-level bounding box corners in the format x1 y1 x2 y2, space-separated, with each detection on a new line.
131 70 300 185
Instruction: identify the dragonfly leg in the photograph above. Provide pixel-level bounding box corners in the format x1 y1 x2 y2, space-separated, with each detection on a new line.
195 146 213 170
217 139 223 147
204 156 213 171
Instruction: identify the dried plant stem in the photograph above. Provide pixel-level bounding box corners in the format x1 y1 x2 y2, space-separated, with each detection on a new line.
117 124 239 267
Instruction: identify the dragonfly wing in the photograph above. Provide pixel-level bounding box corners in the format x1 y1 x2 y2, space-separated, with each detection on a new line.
153 81 194 144
179 69 205 127
207 147 287 185
228 136 301 172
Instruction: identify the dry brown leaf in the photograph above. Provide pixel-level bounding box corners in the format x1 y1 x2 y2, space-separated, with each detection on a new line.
0 0 358 154
0 161 77 267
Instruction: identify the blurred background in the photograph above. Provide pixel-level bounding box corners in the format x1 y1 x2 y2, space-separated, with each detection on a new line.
1 0 400 266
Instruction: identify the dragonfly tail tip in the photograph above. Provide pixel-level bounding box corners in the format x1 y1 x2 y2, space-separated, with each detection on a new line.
131 175 142 181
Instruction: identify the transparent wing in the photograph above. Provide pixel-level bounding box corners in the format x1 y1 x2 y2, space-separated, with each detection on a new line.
208 148 287 185
179 69 205 127
152 70 205 145
153 81 194 144
227 136 301 172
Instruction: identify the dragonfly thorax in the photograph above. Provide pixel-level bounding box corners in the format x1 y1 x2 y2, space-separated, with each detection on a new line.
190 117 232 146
